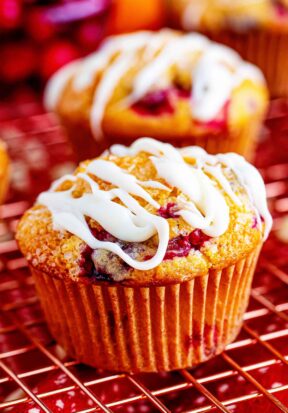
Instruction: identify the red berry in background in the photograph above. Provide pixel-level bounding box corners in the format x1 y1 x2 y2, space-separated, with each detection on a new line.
77 19 105 50
26 8 56 42
40 40 80 79
0 42 37 82
0 0 22 30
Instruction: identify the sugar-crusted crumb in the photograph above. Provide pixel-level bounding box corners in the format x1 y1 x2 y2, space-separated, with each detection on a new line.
16 152 263 286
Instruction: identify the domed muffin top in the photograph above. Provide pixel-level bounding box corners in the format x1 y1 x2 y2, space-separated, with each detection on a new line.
17 138 272 285
44 29 267 141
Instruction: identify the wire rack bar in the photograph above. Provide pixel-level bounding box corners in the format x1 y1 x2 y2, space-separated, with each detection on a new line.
179 369 231 413
127 375 172 413
4 312 114 413
262 262 288 285
186 385 288 413
0 359 53 413
250 290 288 322
1 354 288 410
221 352 288 412
243 324 288 366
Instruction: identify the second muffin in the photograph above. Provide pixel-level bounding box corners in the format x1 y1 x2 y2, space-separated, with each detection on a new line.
45 29 268 161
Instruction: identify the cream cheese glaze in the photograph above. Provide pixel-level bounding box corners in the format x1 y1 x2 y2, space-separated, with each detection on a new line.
37 138 272 271
44 30 265 140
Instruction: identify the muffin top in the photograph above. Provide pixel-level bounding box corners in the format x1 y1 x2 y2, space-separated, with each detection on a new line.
170 0 288 31
16 138 272 286
44 29 267 141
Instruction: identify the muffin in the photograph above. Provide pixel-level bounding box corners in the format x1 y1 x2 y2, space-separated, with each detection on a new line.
0 140 10 204
169 0 288 97
44 29 268 161
16 137 272 372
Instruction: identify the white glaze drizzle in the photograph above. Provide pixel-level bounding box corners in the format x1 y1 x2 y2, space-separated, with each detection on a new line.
44 60 81 111
217 152 272 239
44 30 265 139
89 52 136 140
38 138 271 271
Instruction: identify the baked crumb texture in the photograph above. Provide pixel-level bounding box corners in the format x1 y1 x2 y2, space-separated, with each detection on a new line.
16 139 268 286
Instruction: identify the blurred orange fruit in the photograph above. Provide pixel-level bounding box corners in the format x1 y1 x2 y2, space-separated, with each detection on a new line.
107 0 166 34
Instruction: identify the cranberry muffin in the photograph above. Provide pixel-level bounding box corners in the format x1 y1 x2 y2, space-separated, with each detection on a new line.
16 138 272 372
169 0 288 97
44 29 268 161
0 140 9 204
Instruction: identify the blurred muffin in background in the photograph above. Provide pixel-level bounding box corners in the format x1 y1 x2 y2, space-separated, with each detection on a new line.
168 0 288 97
0 140 9 204
44 29 268 161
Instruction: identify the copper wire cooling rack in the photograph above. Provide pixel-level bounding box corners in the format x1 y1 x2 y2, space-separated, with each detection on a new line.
0 101 288 412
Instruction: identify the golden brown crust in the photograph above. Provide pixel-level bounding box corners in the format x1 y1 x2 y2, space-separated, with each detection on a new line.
16 151 263 286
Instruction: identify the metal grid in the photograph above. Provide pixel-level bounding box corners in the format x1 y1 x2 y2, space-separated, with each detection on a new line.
0 101 288 412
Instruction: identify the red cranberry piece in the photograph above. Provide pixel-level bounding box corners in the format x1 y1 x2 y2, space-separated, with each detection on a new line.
189 229 211 248
174 81 191 99
273 0 288 16
194 100 230 131
79 245 113 281
252 216 259 229
176 88 191 99
79 229 116 277
131 89 174 116
78 245 93 276
140 89 168 107
164 235 192 260
158 202 179 219
91 228 116 242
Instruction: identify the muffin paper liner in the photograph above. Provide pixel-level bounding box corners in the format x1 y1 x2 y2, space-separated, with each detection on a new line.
166 123 260 160
107 119 261 161
62 100 263 162
31 246 261 372
205 30 288 98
